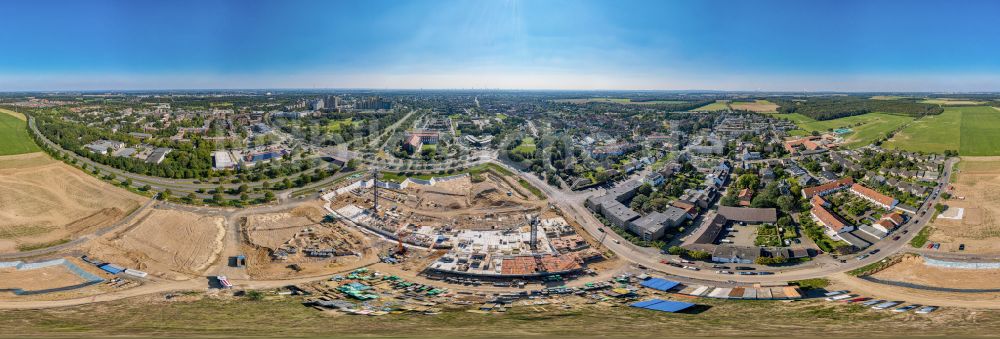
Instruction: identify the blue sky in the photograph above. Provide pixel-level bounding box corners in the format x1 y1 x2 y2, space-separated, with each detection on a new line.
2 0 1000 91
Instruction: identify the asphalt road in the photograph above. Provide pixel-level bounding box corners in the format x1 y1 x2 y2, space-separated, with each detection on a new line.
503 157 960 284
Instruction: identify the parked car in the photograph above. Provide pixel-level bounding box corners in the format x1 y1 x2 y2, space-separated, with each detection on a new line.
892 236 901 241
915 306 939 314
826 294 857 301
845 297 871 303
893 304 921 313
903 229 909 234
872 301 902 310
857 254 870 260
959 244 966 251
869 249 880 255
926 243 935 249
933 243 941 250
823 290 849 297
861 299 886 306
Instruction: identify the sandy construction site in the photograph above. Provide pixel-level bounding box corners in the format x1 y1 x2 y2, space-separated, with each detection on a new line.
871 255 1000 290
0 153 144 253
83 208 225 280
928 157 1000 253
243 202 370 279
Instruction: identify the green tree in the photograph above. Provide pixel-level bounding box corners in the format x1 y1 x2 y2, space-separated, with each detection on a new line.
688 250 711 260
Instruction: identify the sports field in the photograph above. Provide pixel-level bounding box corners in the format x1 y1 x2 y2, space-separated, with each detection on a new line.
0 109 41 156
885 106 1000 156
689 100 730 111
769 112 914 148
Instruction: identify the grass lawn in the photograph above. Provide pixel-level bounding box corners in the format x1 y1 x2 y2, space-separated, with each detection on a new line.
0 109 41 156
769 112 914 148
325 118 356 132
689 100 730 111
885 106 1000 156
513 137 537 154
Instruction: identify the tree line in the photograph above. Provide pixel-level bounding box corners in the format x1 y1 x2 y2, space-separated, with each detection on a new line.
772 97 943 120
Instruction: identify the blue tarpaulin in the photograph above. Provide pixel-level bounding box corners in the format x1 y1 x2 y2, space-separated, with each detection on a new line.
630 299 695 313
640 278 680 291
98 263 124 274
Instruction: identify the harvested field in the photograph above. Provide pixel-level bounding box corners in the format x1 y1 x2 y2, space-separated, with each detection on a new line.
927 157 1000 253
0 152 144 253
729 99 779 113
84 209 225 279
920 99 987 106
871 255 1000 290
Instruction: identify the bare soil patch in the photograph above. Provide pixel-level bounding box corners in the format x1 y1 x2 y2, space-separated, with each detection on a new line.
0 153 144 253
872 255 1000 290
244 202 369 279
928 157 1000 253
84 209 225 279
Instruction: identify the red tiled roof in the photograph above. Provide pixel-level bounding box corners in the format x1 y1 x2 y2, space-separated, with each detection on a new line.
810 195 828 208
883 212 904 225
811 205 849 231
802 177 854 198
851 183 896 207
876 219 896 230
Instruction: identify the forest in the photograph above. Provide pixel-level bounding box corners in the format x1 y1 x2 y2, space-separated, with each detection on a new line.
772 97 943 120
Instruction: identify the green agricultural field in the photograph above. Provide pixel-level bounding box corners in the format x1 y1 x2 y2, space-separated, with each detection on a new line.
883 108 962 153
885 106 1000 156
0 109 41 156
769 112 914 148
689 100 730 111
959 106 1000 155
